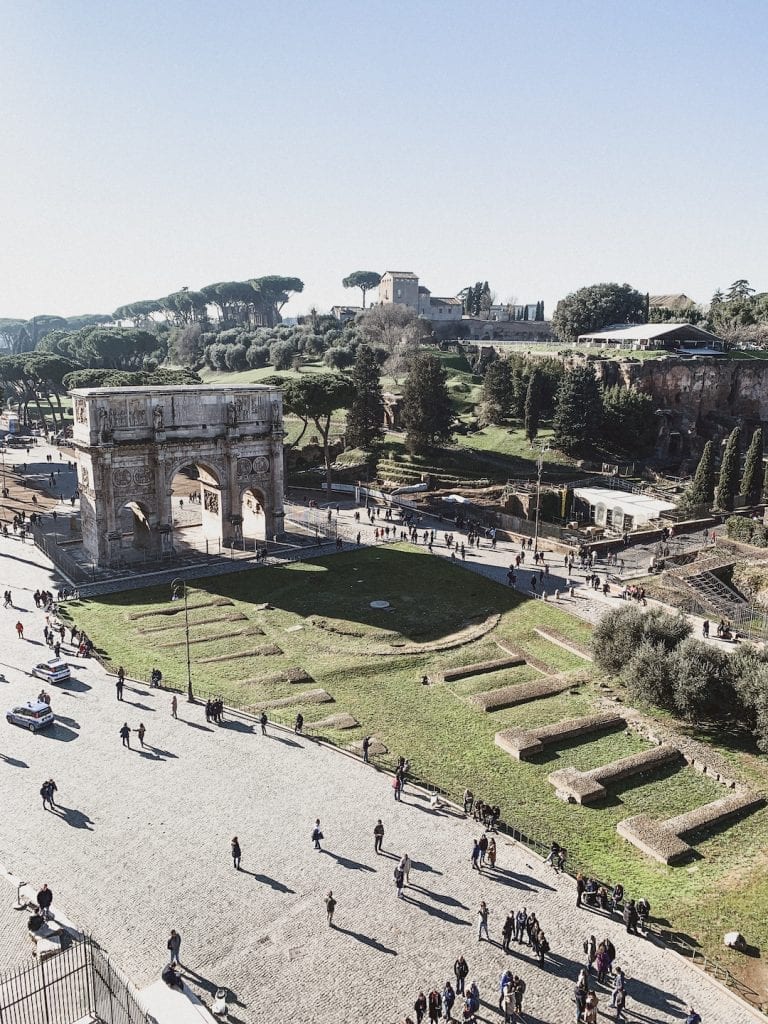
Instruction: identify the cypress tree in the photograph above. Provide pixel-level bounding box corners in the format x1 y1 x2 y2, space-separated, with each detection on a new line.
740 427 763 504
465 285 474 316
716 427 741 510
345 344 384 450
402 353 454 454
684 440 715 508
524 369 542 443
552 365 603 454
522 304 529 321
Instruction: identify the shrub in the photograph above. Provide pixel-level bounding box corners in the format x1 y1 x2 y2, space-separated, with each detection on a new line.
725 515 768 547
670 637 733 720
593 605 646 674
621 639 677 710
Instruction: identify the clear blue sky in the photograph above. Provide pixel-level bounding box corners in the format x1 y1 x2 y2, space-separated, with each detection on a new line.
2 0 766 321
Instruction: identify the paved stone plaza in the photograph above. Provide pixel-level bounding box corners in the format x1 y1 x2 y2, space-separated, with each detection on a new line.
0 534 760 1024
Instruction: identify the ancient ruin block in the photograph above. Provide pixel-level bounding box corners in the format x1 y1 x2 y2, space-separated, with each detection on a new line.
618 792 766 864
548 744 681 804
470 672 583 712
495 713 626 761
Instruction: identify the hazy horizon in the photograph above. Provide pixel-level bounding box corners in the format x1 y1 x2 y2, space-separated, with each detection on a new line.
2 0 766 323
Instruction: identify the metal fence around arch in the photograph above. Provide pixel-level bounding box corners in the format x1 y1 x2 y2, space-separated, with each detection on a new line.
0 935 152 1024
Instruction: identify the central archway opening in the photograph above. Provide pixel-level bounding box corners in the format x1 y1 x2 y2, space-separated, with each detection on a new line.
118 500 153 553
239 487 268 544
170 463 223 553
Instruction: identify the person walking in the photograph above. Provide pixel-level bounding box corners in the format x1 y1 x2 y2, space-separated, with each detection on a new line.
117 665 126 686
487 837 497 869
15 621 24 639
414 992 427 1024
260 711 267 735
502 912 514 953
362 735 371 763
116 676 124 701
37 884 53 921
312 819 323 851
137 723 146 747
470 840 481 871
394 864 405 899
515 908 527 944
477 901 490 942
374 819 384 854
392 774 402 801
294 712 303 735
573 980 587 1022
324 890 336 927
119 723 131 748
167 930 181 966
40 780 53 810
171 695 178 718
400 853 411 884
427 989 442 1024
453 955 469 996
611 967 626 1007
47 779 58 807
584 989 599 1024
442 980 455 1021
623 899 639 935
231 836 241 870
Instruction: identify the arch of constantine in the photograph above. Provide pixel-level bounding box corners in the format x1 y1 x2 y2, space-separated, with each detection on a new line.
70 384 286 566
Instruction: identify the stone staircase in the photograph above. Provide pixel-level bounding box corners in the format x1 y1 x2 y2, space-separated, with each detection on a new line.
665 553 745 617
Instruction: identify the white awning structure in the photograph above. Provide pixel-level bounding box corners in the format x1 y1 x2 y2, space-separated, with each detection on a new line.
573 486 676 531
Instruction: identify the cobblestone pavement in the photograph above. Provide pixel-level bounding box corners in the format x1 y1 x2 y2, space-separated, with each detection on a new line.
0 535 759 1024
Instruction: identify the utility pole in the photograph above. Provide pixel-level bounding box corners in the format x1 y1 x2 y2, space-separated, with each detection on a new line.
533 443 550 555
171 578 193 702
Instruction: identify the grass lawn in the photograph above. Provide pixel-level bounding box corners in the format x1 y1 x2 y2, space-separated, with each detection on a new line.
64 545 768 983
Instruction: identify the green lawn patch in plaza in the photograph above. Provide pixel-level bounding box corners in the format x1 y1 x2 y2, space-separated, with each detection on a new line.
65 543 768 981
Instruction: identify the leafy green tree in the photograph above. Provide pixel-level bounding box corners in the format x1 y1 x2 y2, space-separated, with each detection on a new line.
342 271 381 309
345 345 384 449
283 375 354 490
552 282 647 344
402 353 454 454
524 369 542 443
600 385 656 454
740 427 763 504
683 441 715 508
552 364 602 453
269 339 296 370
716 426 741 510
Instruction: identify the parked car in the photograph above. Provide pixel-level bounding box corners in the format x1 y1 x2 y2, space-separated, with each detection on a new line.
31 659 71 685
6 701 55 732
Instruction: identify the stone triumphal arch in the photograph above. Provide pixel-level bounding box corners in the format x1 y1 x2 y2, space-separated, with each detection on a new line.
71 385 286 566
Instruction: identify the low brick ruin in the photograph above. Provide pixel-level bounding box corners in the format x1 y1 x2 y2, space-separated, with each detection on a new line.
495 712 626 761
548 744 682 804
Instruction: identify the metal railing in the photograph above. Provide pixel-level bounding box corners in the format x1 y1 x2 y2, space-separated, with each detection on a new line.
0 935 151 1024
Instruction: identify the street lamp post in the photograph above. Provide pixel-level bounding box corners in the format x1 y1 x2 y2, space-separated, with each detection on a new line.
171 578 193 702
532 443 550 556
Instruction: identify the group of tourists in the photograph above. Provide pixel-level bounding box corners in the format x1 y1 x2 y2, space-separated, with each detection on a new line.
205 698 226 723
619 583 647 604
576 873 651 933
410 975 482 1023
32 588 57 610
463 790 501 832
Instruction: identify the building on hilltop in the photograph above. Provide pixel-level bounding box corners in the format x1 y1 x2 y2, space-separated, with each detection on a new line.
577 322 725 355
378 271 463 323
330 305 362 324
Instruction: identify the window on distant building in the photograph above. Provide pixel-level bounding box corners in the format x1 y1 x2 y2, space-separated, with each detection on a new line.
396 288 402 298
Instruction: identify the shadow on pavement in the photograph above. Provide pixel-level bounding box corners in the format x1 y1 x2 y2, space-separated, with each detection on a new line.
182 721 214 732
400 893 470 927
321 850 376 872
51 804 94 830
41 723 79 742
241 871 295 893
0 754 28 768
219 720 254 734
330 924 397 955
58 679 92 693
